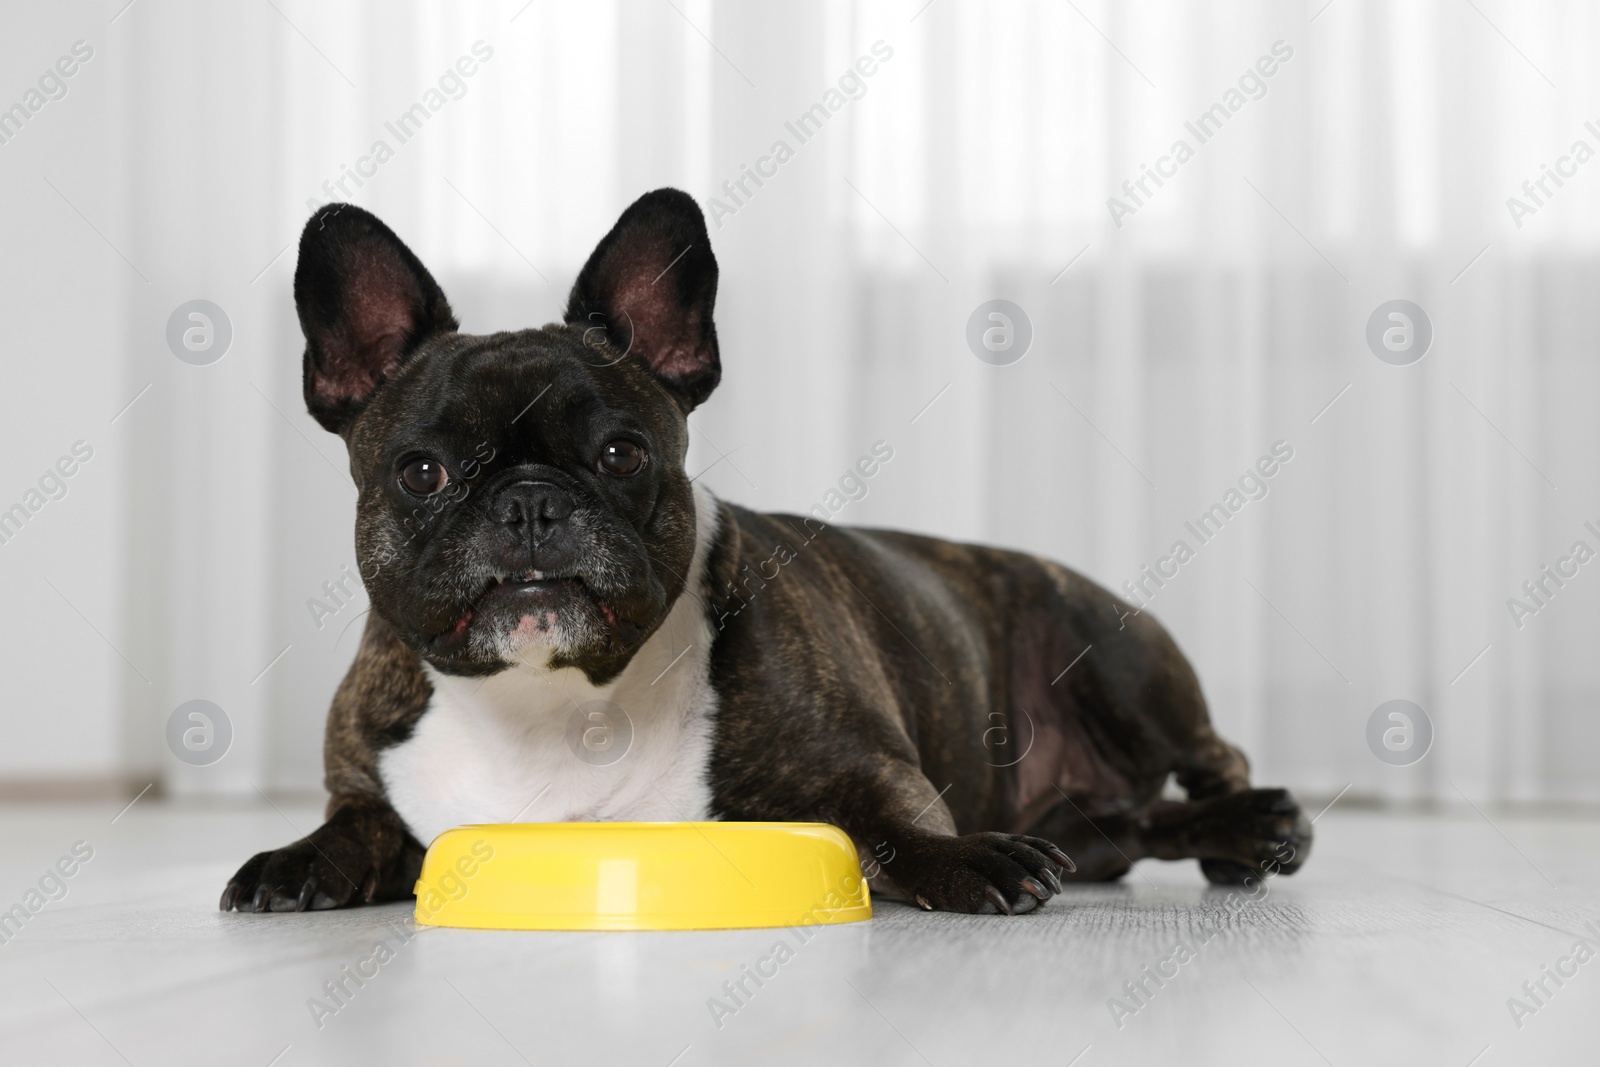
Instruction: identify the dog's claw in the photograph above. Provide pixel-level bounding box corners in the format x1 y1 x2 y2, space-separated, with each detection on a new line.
915 895 934 911
362 871 379 904
1020 877 1051 902
1043 846 1076 873
1038 867 1063 894
984 886 1014 915
251 885 272 913
296 877 317 913
219 883 238 912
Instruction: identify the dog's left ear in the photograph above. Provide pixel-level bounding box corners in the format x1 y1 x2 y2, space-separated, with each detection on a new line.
565 188 721 411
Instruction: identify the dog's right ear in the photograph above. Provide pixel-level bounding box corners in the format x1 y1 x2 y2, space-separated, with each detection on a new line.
294 204 457 434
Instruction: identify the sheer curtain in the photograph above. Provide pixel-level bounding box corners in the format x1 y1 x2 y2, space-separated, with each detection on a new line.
68 0 1598 804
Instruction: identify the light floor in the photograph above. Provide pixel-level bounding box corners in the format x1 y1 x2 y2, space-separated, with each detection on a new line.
0 801 1594 1066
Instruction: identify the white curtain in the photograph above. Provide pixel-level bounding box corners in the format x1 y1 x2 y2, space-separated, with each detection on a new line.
3 0 1593 806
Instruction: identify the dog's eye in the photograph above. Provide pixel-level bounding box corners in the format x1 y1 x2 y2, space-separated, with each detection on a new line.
398 457 448 495
599 440 646 477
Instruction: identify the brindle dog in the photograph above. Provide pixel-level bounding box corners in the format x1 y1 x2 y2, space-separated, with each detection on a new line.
222 190 1310 916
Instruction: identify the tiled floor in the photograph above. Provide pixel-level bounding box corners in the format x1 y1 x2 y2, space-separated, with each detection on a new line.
0 800 1594 1066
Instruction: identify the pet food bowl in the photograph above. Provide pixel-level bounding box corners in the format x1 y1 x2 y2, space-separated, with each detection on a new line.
412 821 872 931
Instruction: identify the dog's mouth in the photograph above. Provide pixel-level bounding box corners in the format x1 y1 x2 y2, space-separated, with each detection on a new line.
429 569 620 654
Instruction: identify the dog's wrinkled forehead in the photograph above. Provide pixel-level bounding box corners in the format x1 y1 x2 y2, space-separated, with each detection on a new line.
357 326 688 468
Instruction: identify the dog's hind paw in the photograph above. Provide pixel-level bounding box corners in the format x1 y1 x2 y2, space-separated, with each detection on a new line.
1194 787 1312 881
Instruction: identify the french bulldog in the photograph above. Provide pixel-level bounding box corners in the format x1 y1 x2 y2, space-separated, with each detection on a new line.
222 189 1310 916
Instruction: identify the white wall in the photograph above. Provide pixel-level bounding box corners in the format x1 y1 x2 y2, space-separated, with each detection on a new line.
0 6 120 784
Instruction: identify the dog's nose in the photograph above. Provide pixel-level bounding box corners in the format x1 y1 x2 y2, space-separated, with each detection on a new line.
490 482 574 538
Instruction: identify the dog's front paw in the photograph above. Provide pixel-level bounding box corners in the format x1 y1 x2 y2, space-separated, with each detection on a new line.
222 836 372 913
896 832 1075 915
221 802 420 913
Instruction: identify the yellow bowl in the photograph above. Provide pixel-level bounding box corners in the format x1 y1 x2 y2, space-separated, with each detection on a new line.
413 822 872 931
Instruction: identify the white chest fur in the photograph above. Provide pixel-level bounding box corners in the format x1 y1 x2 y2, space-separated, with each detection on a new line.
379 486 721 847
